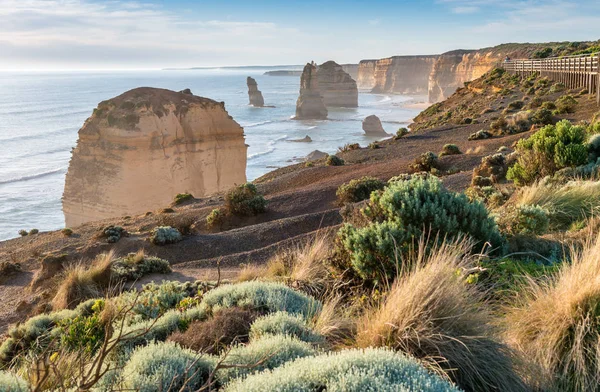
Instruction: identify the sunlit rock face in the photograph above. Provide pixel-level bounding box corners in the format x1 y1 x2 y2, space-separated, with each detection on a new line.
317 61 358 108
295 63 328 120
247 77 265 107
63 87 247 227
362 115 387 135
357 60 377 90
371 56 439 94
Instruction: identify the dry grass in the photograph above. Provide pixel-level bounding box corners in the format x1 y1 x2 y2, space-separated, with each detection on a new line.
504 232 600 391
356 238 527 392
310 295 354 347
515 180 600 229
466 145 486 155
51 251 115 310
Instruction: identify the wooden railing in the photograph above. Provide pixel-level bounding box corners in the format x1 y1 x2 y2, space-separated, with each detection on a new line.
502 53 600 104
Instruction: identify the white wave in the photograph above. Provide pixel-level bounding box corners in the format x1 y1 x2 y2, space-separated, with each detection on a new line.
248 146 276 160
241 120 273 128
0 167 66 185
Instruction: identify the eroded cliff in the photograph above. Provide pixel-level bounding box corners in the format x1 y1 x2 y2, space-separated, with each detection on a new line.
63 87 247 226
295 63 328 120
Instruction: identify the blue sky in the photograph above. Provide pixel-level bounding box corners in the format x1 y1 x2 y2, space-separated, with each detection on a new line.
0 0 599 70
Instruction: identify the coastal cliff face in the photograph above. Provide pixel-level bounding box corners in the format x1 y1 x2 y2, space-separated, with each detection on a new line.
428 50 502 103
63 87 247 227
295 63 328 120
371 56 439 94
246 77 265 107
357 60 377 89
317 61 358 108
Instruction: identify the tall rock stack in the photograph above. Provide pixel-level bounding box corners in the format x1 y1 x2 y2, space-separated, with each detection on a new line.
246 77 265 107
317 61 358 108
294 63 328 120
63 87 247 227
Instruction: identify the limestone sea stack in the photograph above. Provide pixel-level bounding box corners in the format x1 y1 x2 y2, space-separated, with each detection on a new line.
317 61 358 108
362 115 387 135
63 87 247 227
294 63 328 120
246 77 265 107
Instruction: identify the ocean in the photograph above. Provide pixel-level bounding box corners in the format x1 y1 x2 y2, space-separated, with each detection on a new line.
0 68 424 241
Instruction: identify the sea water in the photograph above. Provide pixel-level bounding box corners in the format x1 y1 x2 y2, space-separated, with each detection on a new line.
0 68 424 240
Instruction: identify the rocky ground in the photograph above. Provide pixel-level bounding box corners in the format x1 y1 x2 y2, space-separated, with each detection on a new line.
1 69 599 335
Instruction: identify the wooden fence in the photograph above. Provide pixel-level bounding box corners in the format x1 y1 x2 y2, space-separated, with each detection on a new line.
502 53 599 104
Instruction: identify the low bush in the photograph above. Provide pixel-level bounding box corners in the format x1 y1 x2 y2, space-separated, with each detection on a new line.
249 311 322 343
490 117 508 133
514 204 550 235
410 151 438 172
541 101 557 110
356 240 526 392
224 348 461 392
173 193 193 205
507 100 524 111
504 234 600 391
336 176 385 205
18 230 27 237
168 307 258 354
206 208 225 228
29 228 39 235
101 225 126 243
395 127 409 139
368 142 379 149
111 251 171 280
549 82 566 93
56 299 105 354
468 129 490 140
507 120 589 186
338 176 502 283
555 95 577 114
201 281 322 318
0 371 28 391
217 334 316 384
531 108 553 125
61 228 73 237
121 341 216 392
326 155 344 166
225 183 267 216
149 226 183 245
338 143 360 152
439 144 461 156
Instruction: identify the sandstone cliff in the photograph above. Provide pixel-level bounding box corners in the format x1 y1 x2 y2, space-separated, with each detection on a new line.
357 60 377 89
371 56 439 94
295 63 328 120
246 77 265 107
63 87 247 226
317 61 358 108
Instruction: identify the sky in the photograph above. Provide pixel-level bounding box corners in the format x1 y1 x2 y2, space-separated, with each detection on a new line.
0 0 599 70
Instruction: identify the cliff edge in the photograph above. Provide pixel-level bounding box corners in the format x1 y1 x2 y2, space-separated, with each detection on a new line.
317 60 358 108
62 87 247 227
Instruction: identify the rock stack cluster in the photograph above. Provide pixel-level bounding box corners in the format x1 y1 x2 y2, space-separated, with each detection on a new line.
317 61 358 108
247 77 265 107
294 63 328 120
63 87 247 226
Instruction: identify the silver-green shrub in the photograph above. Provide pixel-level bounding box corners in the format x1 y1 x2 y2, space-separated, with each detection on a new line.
201 281 321 318
515 205 550 235
0 371 29 392
149 226 182 246
249 312 323 343
121 341 216 392
338 176 502 283
224 348 462 392
217 334 316 385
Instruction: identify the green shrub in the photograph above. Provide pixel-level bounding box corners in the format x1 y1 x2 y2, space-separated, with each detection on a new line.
555 95 577 114
250 312 322 343
587 133 600 161
206 208 225 228
338 176 502 283
111 253 171 280
507 100 524 111
61 228 73 237
122 281 190 320
439 144 461 156
224 348 461 392
533 47 553 58
508 120 589 185
0 371 28 392
411 151 438 171
57 299 105 354
201 281 321 318
468 130 491 140
336 176 385 205
549 83 566 93
17 230 27 237
395 127 409 139
225 183 267 216
339 143 360 152
149 226 182 246
102 225 126 243
28 229 39 235
368 142 379 149
515 205 550 235
541 101 557 110
326 155 344 166
490 117 508 133
217 334 316 384
532 108 553 125
173 193 193 205
122 341 216 392
528 97 543 108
